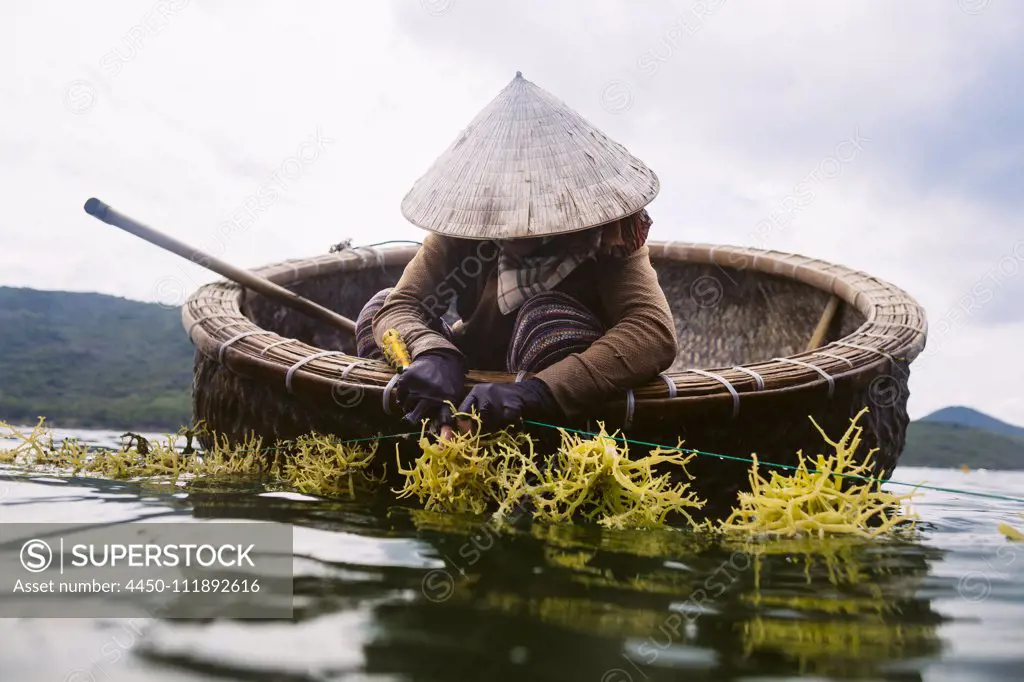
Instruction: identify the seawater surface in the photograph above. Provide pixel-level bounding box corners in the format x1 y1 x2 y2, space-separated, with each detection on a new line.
1 427 1023 682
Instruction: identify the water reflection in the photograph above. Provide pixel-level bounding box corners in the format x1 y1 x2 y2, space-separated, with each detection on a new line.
732 536 945 678
0 465 964 681
357 508 946 680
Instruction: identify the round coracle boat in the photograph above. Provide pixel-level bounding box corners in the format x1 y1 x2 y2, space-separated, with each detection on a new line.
182 241 927 509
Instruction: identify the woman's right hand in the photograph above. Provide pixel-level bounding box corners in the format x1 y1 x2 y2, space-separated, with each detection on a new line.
396 349 466 429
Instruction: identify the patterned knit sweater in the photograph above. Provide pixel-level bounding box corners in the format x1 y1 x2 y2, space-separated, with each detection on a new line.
371 233 677 416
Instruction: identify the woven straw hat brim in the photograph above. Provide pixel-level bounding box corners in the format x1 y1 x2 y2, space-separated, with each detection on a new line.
401 73 659 240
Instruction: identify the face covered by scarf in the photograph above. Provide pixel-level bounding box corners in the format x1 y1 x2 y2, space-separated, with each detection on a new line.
495 209 652 315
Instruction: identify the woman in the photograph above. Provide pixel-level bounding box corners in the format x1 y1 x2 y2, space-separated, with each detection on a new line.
355 73 677 433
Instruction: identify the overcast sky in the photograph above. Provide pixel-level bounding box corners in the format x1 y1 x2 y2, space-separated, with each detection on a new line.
3 1 1022 425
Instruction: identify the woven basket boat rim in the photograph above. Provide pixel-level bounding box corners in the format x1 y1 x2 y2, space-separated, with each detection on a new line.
182 241 928 411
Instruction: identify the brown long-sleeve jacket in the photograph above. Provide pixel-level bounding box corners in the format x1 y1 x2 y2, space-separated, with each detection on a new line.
372 233 677 416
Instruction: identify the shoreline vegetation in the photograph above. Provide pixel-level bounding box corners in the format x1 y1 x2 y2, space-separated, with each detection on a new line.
0 287 192 430
2 287 1022 469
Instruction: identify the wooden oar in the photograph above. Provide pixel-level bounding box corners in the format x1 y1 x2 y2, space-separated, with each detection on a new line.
83 197 356 334
806 294 841 351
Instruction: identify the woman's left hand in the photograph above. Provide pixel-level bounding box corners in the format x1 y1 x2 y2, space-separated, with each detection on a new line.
456 378 560 433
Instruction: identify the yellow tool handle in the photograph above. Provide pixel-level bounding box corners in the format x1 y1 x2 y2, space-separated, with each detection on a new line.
382 327 455 440
381 328 412 372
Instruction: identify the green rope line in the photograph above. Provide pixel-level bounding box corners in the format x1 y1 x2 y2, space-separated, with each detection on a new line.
523 420 1024 506
323 431 421 447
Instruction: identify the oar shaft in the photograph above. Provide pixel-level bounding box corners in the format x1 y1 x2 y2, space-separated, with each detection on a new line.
806 294 841 352
83 198 356 334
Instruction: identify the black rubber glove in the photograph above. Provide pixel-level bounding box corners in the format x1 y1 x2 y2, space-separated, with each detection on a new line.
396 348 466 428
457 378 561 432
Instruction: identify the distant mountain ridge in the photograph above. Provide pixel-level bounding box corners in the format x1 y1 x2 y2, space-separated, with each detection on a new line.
920 405 1024 439
0 286 193 430
901 406 1023 470
900 422 1023 470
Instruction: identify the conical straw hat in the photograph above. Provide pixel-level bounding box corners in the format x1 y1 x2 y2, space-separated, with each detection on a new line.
401 72 659 240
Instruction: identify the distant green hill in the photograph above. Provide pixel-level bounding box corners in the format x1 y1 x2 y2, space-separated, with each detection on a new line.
0 287 193 430
898 421 1024 470
920 405 1024 440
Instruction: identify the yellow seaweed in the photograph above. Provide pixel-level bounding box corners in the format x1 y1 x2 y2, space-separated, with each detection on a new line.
3 408 922 536
719 408 916 538
393 411 535 515
0 419 378 497
528 425 704 529
393 413 704 528
280 434 383 496
998 515 1024 541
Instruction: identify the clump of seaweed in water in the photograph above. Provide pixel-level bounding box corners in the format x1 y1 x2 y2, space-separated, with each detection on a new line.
719 407 916 538
528 426 704 529
0 418 378 494
394 412 537 516
0 418 270 480
280 434 383 496
394 410 705 528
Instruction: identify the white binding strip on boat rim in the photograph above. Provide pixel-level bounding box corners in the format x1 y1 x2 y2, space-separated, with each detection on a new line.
689 369 741 418
831 340 898 365
356 246 384 269
832 340 913 380
773 358 835 398
329 359 371 408
827 272 838 292
812 351 855 368
790 256 814 277
285 351 346 394
383 373 401 415
218 331 274 364
731 365 765 390
623 389 636 430
187 315 234 339
659 372 677 398
211 320 245 336
870 320 927 335
260 338 297 357
341 359 369 381
858 331 901 343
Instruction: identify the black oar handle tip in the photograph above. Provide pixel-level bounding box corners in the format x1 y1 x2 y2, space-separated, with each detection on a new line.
83 197 110 221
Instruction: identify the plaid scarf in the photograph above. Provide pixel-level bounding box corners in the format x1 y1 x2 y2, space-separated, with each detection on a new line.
495 210 652 315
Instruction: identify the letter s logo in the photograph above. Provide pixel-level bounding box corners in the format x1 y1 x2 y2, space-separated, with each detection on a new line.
21 539 53 573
